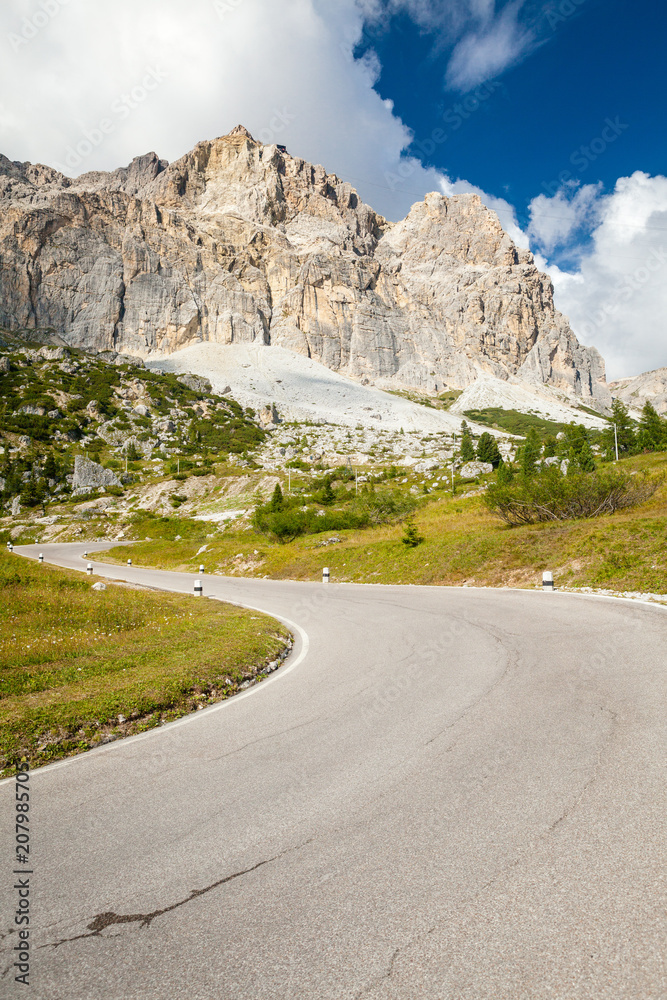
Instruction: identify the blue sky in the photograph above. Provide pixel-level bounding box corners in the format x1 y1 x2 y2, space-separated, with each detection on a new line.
362 0 666 223
0 0 665 378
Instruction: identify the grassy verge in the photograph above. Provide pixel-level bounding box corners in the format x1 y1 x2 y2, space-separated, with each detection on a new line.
99 452 667 595
0 552 290 775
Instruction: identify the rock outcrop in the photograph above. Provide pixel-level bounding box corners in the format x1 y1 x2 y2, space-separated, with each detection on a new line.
72 456 121 491
0 127 610 407
608 368 667 415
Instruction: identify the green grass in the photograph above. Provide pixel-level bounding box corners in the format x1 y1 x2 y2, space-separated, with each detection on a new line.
103 452 667 597
463 407 600 439
0 552 289 775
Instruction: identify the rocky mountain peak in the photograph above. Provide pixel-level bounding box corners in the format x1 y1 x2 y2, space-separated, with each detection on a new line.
0 131 610 408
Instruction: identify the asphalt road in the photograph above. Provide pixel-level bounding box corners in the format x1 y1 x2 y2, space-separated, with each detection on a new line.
1 543 666 1000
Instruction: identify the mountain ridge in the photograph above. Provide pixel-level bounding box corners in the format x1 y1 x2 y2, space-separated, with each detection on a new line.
0 125 610 410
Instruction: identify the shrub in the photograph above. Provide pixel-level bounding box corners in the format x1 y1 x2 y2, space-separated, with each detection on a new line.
485 466 663 525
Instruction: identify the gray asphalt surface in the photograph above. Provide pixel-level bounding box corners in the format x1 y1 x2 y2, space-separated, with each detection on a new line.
1 543 666 1000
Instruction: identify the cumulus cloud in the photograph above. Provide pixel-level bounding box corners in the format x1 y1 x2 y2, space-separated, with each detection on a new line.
528 182 603 255
0 0 442 220
1 1 665 380
536 173 667 380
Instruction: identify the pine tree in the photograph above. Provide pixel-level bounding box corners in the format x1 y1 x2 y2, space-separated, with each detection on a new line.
320 480 336 505
269 483 284 512
519 428 540 478
126 441 140 462
577 438 596 472
496 459 514 485
637 400 665 451
603 399 636 459
476 432 501 467
402 517 423 548
43 452 57 481
543 435 558 458
460 421 475 462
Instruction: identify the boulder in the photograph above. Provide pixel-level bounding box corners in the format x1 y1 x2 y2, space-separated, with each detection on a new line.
91 582 107 591
459 461 493 478
72 455 121 490
178 374 212 394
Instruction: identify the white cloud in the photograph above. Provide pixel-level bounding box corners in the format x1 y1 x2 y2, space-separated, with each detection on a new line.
535 173 667 380
528 182 602 255
1 1 665 382
363 1 539 91
445 0 536 91
0 0 442 220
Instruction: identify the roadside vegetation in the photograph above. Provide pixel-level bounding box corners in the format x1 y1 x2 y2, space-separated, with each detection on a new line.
100 448 667 597
0 551 289 776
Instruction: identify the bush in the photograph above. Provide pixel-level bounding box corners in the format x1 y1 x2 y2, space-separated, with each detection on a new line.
485 466 663 525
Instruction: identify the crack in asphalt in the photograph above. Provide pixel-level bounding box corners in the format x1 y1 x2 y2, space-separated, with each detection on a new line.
39 838 312 952
350 702 618 999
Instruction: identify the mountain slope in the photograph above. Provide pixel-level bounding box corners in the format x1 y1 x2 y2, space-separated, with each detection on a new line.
0 125 609 408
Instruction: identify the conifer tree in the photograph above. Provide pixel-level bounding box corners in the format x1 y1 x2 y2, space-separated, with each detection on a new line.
459 421 475 462
269 483 284 511
637 400 665 451
476 432 501 467
577 438 596 472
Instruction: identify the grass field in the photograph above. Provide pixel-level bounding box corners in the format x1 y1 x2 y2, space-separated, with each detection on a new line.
0 552 289 775
100 452 667 595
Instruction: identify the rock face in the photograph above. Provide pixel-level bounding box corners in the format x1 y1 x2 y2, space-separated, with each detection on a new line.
72 456 121 490
609 368 667 415
459 461 493 478
0 128 609 407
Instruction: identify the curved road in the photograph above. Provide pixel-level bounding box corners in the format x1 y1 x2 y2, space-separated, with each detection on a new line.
1 543 666 999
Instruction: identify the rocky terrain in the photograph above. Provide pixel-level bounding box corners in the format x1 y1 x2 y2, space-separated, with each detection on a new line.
609 367 667 416
2 338 513 545
0 125 610 409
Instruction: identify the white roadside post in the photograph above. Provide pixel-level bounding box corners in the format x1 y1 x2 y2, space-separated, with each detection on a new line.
199 564 205 575
194 578 203 597
86 563 93 576
542 570 555 592
323 567 330 584
38 553 43 564
127 559 132 567
8 542 13 552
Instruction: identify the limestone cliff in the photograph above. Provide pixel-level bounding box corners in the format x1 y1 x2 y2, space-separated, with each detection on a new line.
0 125 610 406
